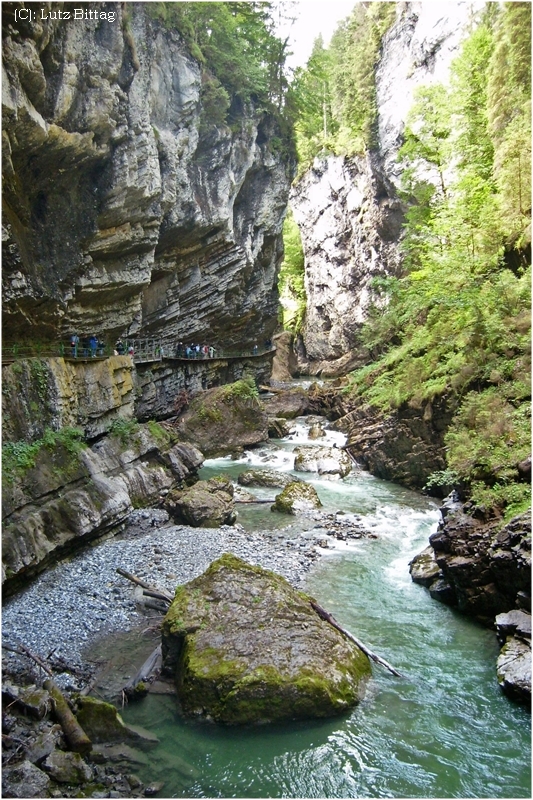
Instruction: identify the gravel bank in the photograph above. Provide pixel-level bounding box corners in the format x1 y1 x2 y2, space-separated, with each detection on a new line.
2 509 322 688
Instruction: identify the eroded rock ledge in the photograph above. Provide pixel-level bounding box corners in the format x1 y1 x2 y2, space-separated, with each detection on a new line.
2 4 294 348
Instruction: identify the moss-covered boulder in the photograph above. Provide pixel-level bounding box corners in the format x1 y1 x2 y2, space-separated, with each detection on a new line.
165 476 236 527
177 381 269 457
237 468 301 489
272 481 322 514
161 554 371 724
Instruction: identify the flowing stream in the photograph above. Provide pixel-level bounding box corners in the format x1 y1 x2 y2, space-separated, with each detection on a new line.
121 418 531 798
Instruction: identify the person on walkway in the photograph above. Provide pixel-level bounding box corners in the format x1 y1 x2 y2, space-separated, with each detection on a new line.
253 344 258 355
70 334 79 357
89 335 98 357
116 339 125 355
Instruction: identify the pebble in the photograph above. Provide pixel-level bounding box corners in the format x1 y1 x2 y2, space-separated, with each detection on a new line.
2 510 321 685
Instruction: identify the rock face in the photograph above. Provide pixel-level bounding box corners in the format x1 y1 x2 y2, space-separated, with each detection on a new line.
336 395 454 490
2 356 135 442
495 611 531 704
291 3 483 372
293 445 352 479
161 554 371 724
291 154 403 370
2 423 203 594
2 5 294 349
423 504 531 624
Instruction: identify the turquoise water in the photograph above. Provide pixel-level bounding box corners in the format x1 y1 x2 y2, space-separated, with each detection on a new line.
122 420 531 798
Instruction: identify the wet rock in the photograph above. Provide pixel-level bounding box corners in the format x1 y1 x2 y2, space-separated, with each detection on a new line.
238 469 301 489
42 750 93 784
166 477 236 528
25 725 62 764
428 577 457 606
409 546 441 587
144 781 165 797
268 417 293 439
495 610 531 644
272 482 323 515
17 687 51 720
261 389 310 419
496 636 531 704
161 554 371 724
233 486 258 503
293 445 352 479
2 759 51 798
308 423 326 439
76 697 159 746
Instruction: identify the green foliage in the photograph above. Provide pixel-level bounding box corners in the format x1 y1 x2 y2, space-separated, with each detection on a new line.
222 378 259 403
487 2 532 252
347 9 531 514
3 427 86 484
290 2 396 167
147 2 292 121
147 420 172 447
278 208 307 333
109 418 140 443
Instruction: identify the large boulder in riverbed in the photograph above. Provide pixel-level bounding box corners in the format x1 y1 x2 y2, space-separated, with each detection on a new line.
165 477 236 527
272 481 322 514
161 554 371 724
261 388 310 419
294 445 352 478
177 381 268 457
237 468 301 489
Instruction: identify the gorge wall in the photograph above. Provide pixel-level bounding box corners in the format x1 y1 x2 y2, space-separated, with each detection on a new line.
1 2 294 589
291 1 484 373
2 2 294 350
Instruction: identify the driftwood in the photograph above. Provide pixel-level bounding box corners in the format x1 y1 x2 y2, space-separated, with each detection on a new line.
4 642 92 753
44 678 92 754
310 601 405 678
116 567 173 604
123 645 162 699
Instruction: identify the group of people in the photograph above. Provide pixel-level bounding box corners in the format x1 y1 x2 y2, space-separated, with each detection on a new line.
69 334 106 357
114 339 135 356
176 342 216 359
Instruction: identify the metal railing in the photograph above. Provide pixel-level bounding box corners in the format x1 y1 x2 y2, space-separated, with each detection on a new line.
2 341 276 365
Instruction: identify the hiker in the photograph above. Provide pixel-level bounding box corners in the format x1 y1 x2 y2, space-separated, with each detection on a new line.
116 339 125 355
70 334 79 357
89 335 98 357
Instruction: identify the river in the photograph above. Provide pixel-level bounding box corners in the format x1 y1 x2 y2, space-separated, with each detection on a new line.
121 417 531 798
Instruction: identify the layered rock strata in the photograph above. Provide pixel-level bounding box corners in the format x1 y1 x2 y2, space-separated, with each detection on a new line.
2 423 203 594
2 4 294 349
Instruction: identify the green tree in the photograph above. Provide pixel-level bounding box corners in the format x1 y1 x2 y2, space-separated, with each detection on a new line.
278 209 306 332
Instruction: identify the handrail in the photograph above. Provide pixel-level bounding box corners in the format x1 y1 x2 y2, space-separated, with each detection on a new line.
2 342 276 364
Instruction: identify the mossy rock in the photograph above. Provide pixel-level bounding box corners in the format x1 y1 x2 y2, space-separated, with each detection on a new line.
167 476 236 527
76 697 158 745
271 481 322 514
162 554 371 724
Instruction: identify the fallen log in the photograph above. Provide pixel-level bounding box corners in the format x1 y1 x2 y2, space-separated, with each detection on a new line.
4 642 92 753
310 601 405 678
116 567 173 603
44 678 92 754
123 645 162 699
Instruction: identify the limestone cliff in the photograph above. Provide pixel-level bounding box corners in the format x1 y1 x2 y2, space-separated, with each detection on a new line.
291 2 483 372
2 2 295 349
